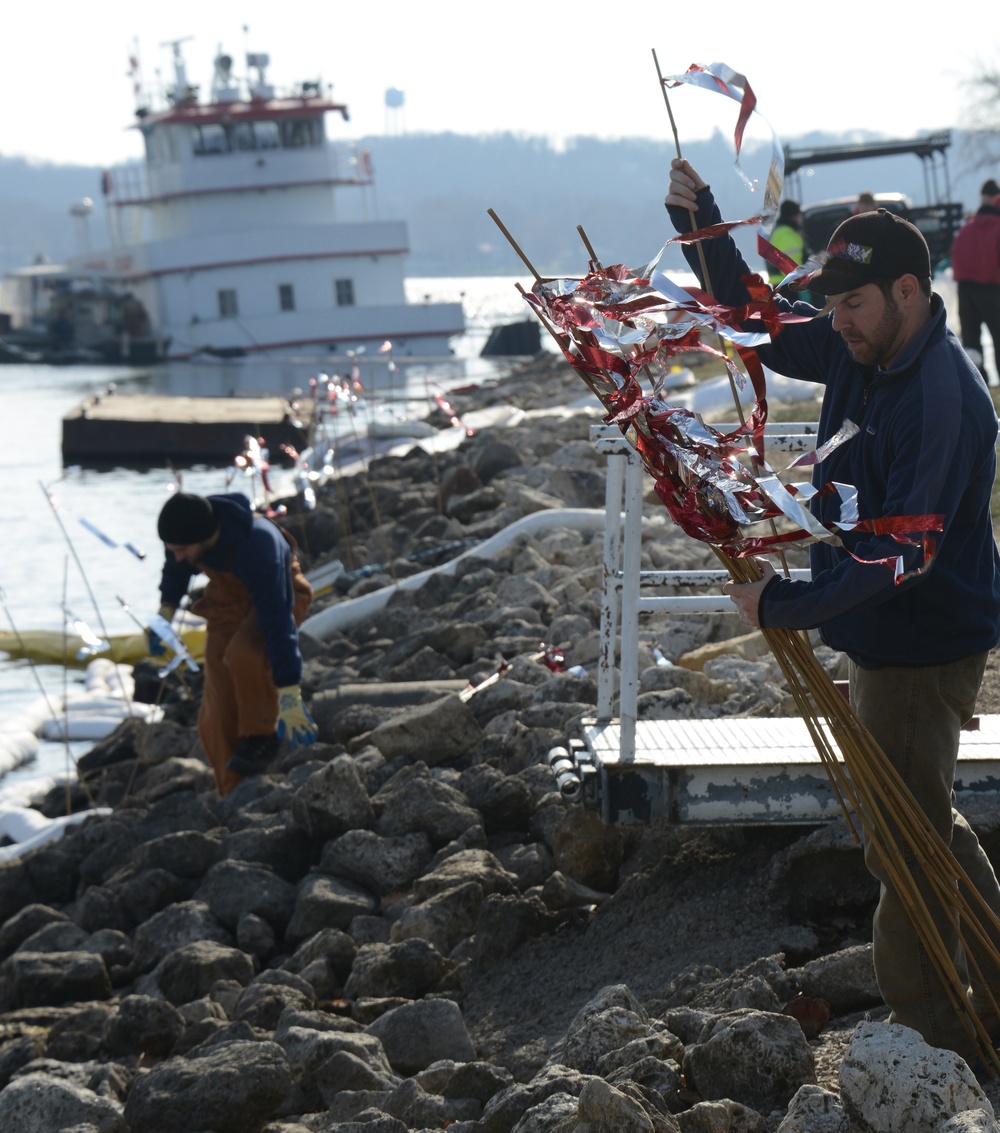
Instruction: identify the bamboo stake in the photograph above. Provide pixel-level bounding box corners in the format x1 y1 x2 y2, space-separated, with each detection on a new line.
488 209 542 282
577 225 601 267
724 555 1000 1067
652 50 712 291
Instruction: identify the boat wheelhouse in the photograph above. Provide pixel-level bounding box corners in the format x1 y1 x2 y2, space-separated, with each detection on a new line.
72 41 464 360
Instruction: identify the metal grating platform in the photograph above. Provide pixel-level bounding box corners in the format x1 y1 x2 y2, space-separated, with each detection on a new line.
578 715 1000 827
578 429 1000 827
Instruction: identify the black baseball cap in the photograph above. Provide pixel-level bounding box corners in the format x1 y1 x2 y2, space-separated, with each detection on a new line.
808 208 932 296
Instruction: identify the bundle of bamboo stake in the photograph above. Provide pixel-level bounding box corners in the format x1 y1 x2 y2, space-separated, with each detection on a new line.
486 204 1000 1074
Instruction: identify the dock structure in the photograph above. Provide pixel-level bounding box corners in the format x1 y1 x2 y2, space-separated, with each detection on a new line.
61 394 312 467
562 425 1000 826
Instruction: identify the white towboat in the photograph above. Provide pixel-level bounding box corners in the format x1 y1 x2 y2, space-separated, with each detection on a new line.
70 40 465 361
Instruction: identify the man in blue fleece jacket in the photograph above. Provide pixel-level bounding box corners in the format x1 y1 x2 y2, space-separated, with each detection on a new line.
155 491 316 796
666 158 1000 1062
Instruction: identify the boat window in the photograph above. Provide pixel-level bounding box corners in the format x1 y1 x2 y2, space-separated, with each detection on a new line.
231 122 257 152
279 284 295 312
281 118 323 149
255 120 281 149
334 279 355 308
193 124 229 155
218 289 239 318
144 126 178 163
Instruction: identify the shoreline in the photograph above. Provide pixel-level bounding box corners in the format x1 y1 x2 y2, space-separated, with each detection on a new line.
0 347 998 1127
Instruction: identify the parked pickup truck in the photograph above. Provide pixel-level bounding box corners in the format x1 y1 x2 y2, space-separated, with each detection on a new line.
801 192 964 270
785 133 965 271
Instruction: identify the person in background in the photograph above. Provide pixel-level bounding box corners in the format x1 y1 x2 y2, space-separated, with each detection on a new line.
950 178 1000 383
150 491 316 796
766 199 806 297
853 189 878 214
665 157 1000 1068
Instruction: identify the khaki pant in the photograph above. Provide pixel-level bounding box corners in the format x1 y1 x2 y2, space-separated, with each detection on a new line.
192 544 312 797
852 653 1000 1061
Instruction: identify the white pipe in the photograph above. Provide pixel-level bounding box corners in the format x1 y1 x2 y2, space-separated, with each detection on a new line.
301 507 608 638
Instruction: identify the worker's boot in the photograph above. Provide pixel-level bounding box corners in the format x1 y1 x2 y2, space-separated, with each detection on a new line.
227 733 281 777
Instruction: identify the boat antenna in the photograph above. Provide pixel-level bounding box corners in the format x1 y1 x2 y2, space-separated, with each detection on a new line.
128 39 147 116
160 36 195 105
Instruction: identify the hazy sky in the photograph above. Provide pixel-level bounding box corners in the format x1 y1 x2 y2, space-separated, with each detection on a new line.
2 1 993 168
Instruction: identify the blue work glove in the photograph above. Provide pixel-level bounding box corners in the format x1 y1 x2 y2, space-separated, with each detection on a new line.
276 685 318 747
146 604 176 657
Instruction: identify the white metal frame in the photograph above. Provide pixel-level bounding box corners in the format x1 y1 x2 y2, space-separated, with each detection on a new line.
592 422 818 759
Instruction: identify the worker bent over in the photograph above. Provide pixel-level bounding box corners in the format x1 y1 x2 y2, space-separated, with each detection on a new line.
152 491 316 796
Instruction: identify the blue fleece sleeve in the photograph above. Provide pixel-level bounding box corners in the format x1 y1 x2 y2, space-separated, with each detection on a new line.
231 520 303 686
667 187 837 386
159 554 196 608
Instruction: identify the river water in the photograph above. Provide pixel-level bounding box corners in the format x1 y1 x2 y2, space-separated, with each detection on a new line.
4 271 984 795
0 275 537 790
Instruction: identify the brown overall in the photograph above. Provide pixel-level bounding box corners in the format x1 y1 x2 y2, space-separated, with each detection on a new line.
190 530 312 796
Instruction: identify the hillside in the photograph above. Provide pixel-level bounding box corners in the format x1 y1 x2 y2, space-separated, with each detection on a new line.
0 129 990 281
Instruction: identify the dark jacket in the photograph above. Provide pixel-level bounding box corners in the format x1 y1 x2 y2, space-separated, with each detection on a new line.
159 492 304 685
951 204 1000 286
667 186 1000 667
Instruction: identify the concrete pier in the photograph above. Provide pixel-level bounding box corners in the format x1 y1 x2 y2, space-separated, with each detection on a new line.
61 393 312 466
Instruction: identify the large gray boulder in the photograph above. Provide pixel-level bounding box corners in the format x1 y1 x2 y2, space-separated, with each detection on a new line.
547 985 680 1077
368 694 484 764
291 755 376 841
786 943 881 1016
411 848 519 903
0 1071 126 1132
286 873 379 944
122 1039 292 1133
320 829 433 896
131 900 233 973
277 1024 396 1112
576 1076 681 1132
374 763 482 847
343 938 451 1000
839 1021 993 1132
231 970 316 1029
366 997 477 1074
0 903 70 958
132 829 223 878
390 880 486 954
776 1085 849 1133
193 860 297 934
683 1008 815 1112
105 994 186 1058
146 940 254 1006
2 950 111 1010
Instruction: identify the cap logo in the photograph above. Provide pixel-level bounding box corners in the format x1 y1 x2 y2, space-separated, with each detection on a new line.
839 241 874 266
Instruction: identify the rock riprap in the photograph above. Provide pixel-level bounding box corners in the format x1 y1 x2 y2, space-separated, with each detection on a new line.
2 356 1000 1131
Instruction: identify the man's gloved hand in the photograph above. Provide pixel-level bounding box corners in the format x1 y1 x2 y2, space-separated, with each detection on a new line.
147 604 176 657
276 685 318 747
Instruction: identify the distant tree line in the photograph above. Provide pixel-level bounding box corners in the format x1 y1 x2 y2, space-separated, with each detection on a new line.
0 129 996 282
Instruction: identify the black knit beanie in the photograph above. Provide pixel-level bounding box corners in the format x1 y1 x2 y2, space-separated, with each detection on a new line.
157 493 218 544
